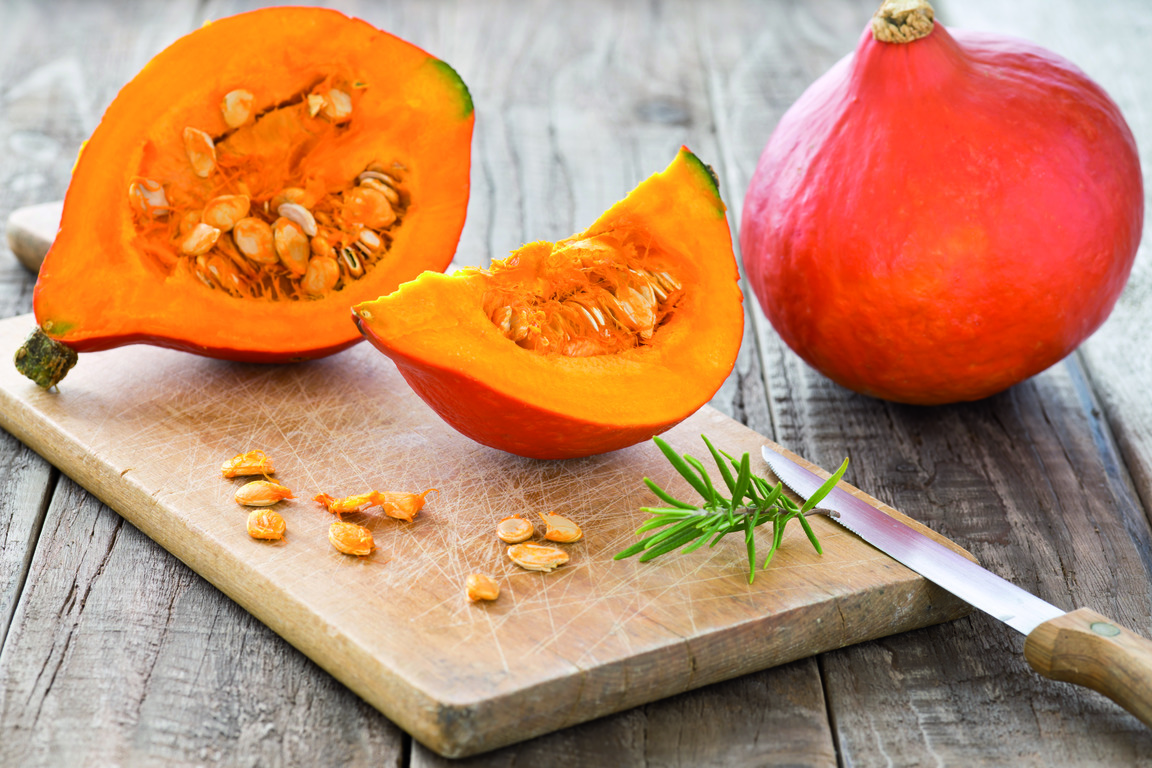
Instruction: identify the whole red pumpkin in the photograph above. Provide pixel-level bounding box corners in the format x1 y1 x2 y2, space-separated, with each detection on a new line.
740 0 1143 405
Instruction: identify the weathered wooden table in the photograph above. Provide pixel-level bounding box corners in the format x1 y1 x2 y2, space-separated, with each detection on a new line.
2 0 1151 764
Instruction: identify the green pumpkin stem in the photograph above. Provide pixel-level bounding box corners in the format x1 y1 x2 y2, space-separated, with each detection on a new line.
14 326 79 389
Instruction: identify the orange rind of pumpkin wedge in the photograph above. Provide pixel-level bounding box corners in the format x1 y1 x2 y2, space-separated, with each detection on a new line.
354 147 744 460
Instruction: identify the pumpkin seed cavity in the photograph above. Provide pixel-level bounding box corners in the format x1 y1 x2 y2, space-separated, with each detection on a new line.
128 76 408 301
482 233 684 357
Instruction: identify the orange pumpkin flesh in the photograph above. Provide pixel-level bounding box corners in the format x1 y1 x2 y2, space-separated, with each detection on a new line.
27 7 473 381
354 148 744 460
740 1 1143 405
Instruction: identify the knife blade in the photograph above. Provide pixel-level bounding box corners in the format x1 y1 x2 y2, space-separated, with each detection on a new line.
761 443 1152 729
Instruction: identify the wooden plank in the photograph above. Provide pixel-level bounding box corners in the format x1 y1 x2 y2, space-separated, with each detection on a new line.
0 475 406 767
0 429 52 648
4 201 58 274
413 658 836 768
0 312 972 757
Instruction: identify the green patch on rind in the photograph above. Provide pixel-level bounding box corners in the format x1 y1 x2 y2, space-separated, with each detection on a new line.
43 319 76 336
677 149 725 217
426 58 473 120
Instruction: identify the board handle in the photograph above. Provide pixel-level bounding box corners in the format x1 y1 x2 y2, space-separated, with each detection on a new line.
6 200 62 274
1024 607 1152 727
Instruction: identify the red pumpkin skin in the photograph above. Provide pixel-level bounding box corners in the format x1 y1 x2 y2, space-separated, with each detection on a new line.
740 18 1143 405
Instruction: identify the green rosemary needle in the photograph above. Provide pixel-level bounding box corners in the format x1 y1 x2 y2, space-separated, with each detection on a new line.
614 435 848 583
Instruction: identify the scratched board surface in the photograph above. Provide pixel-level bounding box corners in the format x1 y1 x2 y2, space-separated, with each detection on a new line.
0 312 970 757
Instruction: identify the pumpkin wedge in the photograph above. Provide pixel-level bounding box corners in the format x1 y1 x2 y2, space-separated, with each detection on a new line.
354 148 744 460
20 7 473 388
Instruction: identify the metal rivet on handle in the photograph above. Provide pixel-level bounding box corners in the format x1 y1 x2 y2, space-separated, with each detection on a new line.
1090 621 1121 637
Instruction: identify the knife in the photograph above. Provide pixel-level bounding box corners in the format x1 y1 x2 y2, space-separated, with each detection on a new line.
761 444 1152 728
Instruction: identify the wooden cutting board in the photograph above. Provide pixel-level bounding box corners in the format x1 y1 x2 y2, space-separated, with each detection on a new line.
0 306 973 757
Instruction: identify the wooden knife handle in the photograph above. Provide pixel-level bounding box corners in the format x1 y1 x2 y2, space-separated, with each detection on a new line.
1024 607 1152 728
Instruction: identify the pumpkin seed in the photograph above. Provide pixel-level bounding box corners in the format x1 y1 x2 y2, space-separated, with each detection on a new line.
202 194 251 232
650 270 682 297
307 93 325 117
357 176 400 205
496 514 534 544
491 306 513 335
272 217 310 275
271 187 310 211
232 218 278 264
343 186 396 229
277 202 318 236
221 89 255 128
221 449 275 478
314 491 375 516
247 509 286 541
128 178 168 218
507 542 570 572
358 170 399 187
179 223 221 255
178 210 202 235
322 88 352 121
358 229 382 250
310 235 335 260
329 520 374 556
466 573 500 602
194 265 216 289
540 511 583 543
301 256 340 296
339 246 364 278
182 127 216 177
235 479 294 507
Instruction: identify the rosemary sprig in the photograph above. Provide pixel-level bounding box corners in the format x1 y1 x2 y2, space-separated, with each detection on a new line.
614 435 848 583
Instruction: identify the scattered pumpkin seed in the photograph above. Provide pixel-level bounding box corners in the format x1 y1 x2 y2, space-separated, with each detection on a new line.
235 479 295 507
496 514 534 544
540 511 583 543
507 542 570 572
466 573 500 602
247 509 286 540
329 520 374 556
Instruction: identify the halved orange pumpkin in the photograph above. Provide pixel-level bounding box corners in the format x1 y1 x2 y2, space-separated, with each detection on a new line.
22 7 472 387
354 148 744 459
